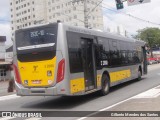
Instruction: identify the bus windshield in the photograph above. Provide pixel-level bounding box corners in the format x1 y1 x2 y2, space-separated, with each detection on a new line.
16 26 57 49
15 24 58 62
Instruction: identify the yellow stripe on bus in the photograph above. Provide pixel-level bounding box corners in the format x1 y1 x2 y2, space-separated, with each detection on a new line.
97 75 102 87
70 75 102 94
70 78 85 94
70 69 131 94
110 69 131 83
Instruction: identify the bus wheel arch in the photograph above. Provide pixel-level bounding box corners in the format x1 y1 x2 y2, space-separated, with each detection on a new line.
99 71 110 96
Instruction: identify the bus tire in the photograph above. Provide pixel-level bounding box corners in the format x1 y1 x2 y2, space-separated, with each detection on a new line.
137 70 142 81
100 75 110 96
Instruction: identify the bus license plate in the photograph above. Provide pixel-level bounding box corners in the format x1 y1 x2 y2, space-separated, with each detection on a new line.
32 80 41 84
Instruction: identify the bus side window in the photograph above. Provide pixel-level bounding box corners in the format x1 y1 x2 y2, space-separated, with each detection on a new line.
128 51 133 64
121 50 128 65
96 37 110 67
101 50 109 66
95 44 110 68
67 32 83 73
109 40 121 66
133 51 140 63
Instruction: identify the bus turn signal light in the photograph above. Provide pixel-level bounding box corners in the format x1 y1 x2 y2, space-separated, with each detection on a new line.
57 59 65 83
13 64 21 84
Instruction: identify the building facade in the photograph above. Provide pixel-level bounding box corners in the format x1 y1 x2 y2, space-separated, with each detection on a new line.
47 0 103 29
0 36 6 62
10 0 104 40
0 36 13 81
10 0 47 40
5 46 13 63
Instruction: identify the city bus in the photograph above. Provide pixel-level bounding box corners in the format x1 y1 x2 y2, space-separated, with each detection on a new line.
13 22 147 96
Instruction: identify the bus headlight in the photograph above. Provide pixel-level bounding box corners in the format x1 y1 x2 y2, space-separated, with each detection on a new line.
48 80 53 85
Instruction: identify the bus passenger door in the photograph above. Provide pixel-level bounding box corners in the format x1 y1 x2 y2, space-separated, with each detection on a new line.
81 38 96 91
142 46 147 74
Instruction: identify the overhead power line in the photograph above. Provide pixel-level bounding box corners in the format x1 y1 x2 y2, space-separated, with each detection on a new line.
102 3 160 26
87 0 103 17
1 0 160 28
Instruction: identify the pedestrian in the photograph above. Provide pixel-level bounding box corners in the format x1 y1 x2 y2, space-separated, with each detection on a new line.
8 65 15 92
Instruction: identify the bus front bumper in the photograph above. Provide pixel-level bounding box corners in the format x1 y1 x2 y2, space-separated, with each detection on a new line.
15 82 58 96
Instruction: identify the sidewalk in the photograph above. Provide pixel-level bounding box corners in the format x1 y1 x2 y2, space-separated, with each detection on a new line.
0 80 15 96
83 85 160 120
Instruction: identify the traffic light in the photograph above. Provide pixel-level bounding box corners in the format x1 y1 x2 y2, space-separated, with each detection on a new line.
115 0 124 10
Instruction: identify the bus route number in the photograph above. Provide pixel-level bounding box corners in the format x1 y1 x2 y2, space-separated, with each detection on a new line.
30 30 45 38
45 64 54 68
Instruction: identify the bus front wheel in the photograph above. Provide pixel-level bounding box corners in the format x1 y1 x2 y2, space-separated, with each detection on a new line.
100 75 110 96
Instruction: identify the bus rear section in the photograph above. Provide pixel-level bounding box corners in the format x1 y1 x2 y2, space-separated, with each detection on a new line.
14 24 66 96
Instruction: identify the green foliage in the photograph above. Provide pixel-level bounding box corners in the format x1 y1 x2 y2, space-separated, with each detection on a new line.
135 27 160 47
135 27 160 58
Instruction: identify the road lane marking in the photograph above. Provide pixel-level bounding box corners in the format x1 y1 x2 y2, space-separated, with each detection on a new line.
77 84 160 120
133 88 160 98
77 96 134 120
0 94 20 102
0 117 16 120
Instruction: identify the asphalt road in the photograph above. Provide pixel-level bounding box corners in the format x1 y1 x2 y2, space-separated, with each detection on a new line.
0 64 160 120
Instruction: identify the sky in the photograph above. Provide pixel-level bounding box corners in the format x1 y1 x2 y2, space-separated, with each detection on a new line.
103 0 160 35
0 0 160 46
0 0 11 46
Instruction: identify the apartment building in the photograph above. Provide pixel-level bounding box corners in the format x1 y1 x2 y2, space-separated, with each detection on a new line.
10 0 104 40
47 0 103 28
10 0 47 40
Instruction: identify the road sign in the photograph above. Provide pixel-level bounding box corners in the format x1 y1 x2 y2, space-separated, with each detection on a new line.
127 0 151 6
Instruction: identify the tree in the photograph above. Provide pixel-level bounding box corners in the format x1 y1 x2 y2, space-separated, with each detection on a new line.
135 27 160 57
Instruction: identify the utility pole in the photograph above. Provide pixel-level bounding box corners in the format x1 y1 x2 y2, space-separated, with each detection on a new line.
72 0 88 28
84 0 88 28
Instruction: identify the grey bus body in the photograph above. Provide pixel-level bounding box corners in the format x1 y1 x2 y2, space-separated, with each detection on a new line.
14 23 147 96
